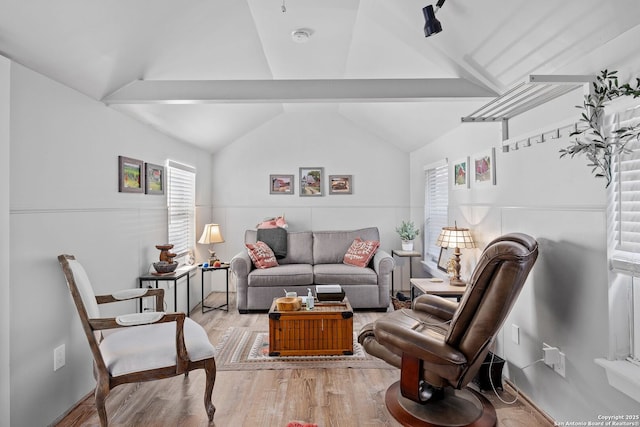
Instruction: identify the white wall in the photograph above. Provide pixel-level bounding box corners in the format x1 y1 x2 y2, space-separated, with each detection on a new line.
210 107 410 290
8 62 214 426
1 55 11 427
410 90 639 421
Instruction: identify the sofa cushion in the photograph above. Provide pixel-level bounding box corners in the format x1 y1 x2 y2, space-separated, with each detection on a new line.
246 241 279 269
248 264 314 287
314 264 378 286
257 227 287 259
343 238 380 267
313 227 380 264
245 230 313 265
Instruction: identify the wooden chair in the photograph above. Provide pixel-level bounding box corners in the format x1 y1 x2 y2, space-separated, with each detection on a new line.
58 254 216 426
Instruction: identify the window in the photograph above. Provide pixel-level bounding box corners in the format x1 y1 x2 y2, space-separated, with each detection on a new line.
167 160 196 258
424 160 449 264
610 103 640 362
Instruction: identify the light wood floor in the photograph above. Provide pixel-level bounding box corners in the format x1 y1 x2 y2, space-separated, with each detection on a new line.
56 292 555 427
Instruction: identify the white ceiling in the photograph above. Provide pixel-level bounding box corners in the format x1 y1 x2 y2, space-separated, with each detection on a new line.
2 0 640 152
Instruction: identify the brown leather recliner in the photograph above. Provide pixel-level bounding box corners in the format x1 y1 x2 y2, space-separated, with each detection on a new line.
358 233 538 427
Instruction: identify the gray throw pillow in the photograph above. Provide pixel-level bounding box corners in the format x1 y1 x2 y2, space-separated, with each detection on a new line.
257 228 288 259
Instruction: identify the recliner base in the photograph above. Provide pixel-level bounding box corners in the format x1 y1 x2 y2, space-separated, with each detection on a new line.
385 382 497 427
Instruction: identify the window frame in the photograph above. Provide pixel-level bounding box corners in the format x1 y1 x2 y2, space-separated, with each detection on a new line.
166 160 196 260
423 159 449 269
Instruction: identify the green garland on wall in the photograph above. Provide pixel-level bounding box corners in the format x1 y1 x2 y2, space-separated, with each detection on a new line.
560 70 640 187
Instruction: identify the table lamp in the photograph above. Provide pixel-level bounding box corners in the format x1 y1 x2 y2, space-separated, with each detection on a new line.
198 224 225 264
436 224 476 286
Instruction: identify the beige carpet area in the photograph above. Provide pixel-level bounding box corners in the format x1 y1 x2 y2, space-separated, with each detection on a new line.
213 326 395 371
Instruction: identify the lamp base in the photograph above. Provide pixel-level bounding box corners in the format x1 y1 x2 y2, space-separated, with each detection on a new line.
450 277 466 287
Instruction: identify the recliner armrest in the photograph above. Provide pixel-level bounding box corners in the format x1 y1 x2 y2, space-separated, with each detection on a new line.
413 294 458 321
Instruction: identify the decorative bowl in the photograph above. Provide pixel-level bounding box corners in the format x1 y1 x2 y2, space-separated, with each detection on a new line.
153 261 178 274
276 297 302 311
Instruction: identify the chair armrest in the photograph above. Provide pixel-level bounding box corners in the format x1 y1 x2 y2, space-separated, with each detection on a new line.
96 288 164 310
115 312 165 326
412 294 458 321
230 250 252 277
373 249 394 274
374 317 466 365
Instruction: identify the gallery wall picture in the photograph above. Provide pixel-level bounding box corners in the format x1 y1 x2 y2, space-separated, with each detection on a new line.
452 157 469 189
270 174 294 194
118 156 145 193
472 148 496 187
329 175 353 194
299 167 324 196
145 163 165 195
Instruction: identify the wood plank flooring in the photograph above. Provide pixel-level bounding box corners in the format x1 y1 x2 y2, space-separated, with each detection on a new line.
55 292 555 427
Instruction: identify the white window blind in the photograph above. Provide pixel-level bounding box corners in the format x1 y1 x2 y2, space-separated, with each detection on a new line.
609 103 640 361
167 160 196 258
424 160 449 263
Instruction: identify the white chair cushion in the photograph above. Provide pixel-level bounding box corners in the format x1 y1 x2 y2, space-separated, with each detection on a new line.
100 318 215 377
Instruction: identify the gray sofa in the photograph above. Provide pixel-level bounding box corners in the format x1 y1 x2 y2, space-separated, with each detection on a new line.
230 227 394 313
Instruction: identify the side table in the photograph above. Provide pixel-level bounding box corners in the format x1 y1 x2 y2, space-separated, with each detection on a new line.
199 264 230 313
391 249 422 295
138 267 193 316
409 277 466 302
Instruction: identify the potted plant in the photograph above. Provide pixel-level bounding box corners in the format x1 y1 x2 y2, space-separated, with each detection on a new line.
560 69 640 188
396 220 420 251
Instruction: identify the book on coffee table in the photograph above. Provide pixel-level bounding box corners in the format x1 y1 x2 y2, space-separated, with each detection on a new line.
316 284 345 302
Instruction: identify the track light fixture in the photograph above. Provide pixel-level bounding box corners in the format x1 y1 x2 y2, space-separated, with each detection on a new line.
423 0 445 37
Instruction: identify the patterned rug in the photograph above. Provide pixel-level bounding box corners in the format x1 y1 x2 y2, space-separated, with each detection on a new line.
213 327 395 371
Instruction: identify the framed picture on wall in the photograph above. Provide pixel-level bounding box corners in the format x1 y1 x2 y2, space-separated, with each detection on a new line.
452 157 469 189
269 174 294 194
118 156 144 193
145 163 165 195
329 175 352 194
299 167 324 196
472 148 496 187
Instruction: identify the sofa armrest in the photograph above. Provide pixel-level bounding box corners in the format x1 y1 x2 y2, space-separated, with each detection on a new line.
372 249 394 275
230 250 252 278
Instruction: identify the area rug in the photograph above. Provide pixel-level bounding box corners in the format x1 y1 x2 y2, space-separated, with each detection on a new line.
213 327 395 371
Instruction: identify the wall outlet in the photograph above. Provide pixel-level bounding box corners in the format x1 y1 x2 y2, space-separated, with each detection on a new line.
554 351 566 377
543 343 560 366
511 324 520 344
54 344 65 371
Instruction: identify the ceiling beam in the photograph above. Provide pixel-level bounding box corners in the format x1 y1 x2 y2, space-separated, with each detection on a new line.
102 79 497 104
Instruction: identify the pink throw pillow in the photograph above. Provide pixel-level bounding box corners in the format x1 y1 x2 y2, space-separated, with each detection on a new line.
343 238 380 268
246 241 279 269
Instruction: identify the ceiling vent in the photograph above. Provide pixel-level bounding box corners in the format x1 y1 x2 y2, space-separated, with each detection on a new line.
291 28 312 43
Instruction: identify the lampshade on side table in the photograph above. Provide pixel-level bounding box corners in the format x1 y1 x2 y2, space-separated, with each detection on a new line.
436 225 476 286
198 224 225 265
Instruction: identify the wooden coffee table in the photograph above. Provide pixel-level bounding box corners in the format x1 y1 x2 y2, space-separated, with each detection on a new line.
268 298 354 356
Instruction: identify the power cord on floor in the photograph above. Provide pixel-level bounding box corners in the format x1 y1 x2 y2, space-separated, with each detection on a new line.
489 352 544 405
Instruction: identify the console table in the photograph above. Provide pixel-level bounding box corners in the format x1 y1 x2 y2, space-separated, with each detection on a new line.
138 267 194 315
409 277 466 301
199 263 230 313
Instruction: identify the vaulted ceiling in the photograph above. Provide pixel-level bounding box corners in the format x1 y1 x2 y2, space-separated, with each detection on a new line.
2 0 640 152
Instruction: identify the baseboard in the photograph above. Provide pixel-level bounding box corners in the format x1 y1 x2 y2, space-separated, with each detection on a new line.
504 379 556 425
49 390 93 426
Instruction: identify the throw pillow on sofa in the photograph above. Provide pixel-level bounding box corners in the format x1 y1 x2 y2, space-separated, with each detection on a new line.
343 238 380 267
246 241 279 269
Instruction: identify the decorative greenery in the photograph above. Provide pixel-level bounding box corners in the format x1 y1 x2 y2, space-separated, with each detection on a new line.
559 70 640 188
396 220 420 241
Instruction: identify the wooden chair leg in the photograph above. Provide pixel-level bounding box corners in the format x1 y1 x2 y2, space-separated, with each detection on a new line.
203 358 217 421
400 353 422 402
94 380 110 427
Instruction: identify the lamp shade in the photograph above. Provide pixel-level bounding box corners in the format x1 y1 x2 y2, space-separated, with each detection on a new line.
423 5 442 37
198 224 225 245
436 226 475 249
